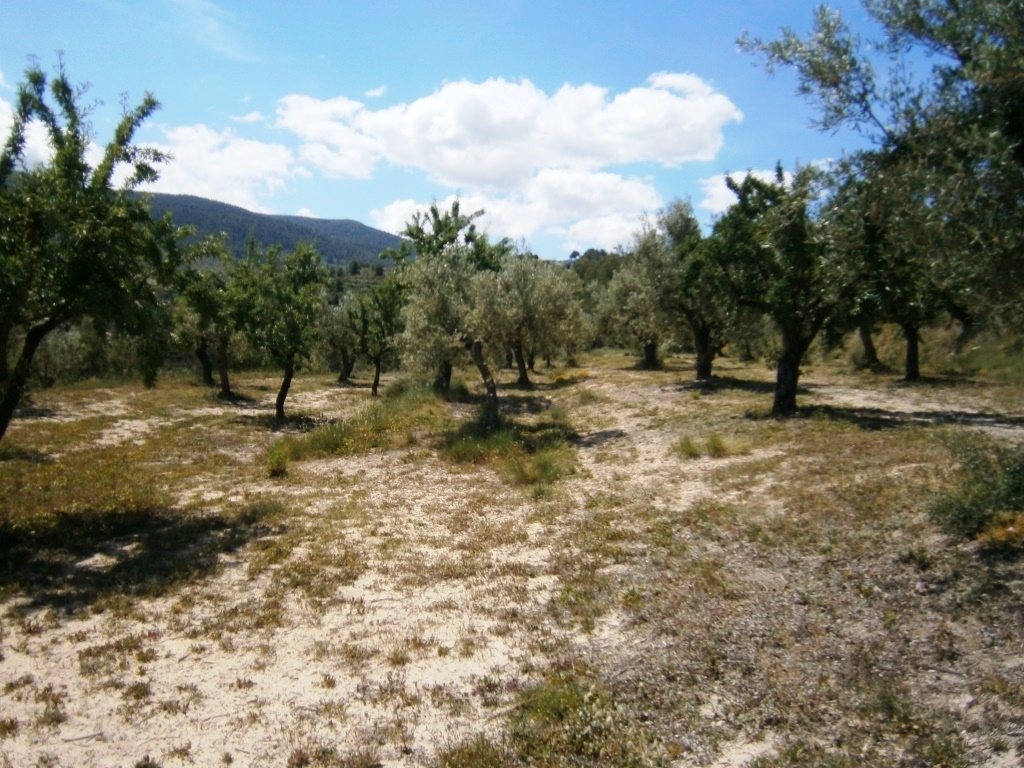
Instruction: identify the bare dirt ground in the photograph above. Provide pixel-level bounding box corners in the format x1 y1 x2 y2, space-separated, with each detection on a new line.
1 353 1023 767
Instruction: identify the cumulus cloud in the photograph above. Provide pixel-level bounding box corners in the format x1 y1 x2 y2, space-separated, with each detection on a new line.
140 124 300 212
698 169 794 216
365 85 387 98
278 74 741 188
371 169 661 253
0 94 82 168
290 73 741 251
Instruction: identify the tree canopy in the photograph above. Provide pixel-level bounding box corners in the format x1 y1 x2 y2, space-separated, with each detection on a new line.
0 62 187 442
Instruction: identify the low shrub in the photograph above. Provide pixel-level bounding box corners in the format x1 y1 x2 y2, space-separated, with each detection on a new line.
930 432 1024 540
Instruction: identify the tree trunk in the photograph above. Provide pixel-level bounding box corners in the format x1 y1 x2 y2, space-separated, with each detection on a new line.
772 333 806 416
338 348 356 384
468 339 500 431
371 357 382 396
216 333 232 397
693 324 715 381
902 323 921 381
513 342 532 387
0 316 65 443
947 303 975 354
0 317 12 384
275 357 295 420
642 340 659 370
196 336 215 386
858 324 879 368
433 360 453 393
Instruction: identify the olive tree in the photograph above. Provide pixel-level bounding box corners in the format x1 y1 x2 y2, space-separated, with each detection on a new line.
712 165 862 415
400 237 504 428
386 200 510 392
740 0 1024 328
0 63 185 442
601 231 677 370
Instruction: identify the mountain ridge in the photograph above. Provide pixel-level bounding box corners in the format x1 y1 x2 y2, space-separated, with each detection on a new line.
142 192 403 265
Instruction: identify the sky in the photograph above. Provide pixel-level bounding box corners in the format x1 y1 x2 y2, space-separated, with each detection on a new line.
0 0 880 259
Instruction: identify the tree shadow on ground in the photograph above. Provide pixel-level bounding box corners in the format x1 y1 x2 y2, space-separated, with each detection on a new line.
502 392 556 417
790 403 1024 432
0 501 280 616
0 445 52 463
238 413 322 432
675 375 780 396
572 429 628 448
215 390 259 405
10 405 61 420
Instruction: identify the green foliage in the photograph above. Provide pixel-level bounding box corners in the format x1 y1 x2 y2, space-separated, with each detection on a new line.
711 164 860 414
739 1 1024 331
279 387 450 461
673 435 702 459
431 735 507 768
508 670 654 766
266 441 289 478
229 238 329 418
441 414 577 492
931 431 1024 541
0 61 188 441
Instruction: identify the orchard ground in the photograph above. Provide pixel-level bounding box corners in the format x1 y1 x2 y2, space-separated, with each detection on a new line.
1 345 1023 768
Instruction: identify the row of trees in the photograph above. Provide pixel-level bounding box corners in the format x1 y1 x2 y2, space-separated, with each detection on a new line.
601 0 1024 414
3 0 1022 437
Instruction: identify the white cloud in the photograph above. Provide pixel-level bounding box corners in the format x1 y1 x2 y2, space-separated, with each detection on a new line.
0 71 11 91
296 207 316 217
371 169 661 253
278 74 741 190
231 111 264 123
140 123 299 212
0 95 78 169
365 85 387 99
291 73 741 251
698 169 794 216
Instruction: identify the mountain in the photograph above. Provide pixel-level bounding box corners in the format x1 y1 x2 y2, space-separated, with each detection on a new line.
141 193 403 265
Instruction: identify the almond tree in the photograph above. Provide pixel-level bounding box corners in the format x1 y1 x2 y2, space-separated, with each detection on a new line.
0 63 185 442
230 239 328 419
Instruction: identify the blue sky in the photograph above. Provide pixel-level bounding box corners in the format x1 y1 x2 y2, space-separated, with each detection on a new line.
1 0 878 258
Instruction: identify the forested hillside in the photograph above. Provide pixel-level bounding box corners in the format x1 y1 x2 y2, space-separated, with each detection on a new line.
142 192 402 265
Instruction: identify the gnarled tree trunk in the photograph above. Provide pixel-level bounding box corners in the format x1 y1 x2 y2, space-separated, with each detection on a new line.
433 360 453 393
338 348 356 384
371 357 382 396
641 340 660 370
693 324 715 381
216 333 232 397
196 336 214 386
858 324 879 368
275 356 295 420
0 315 66 443
468 339 500 431
513 342 531 387
902 323 921 381
772 331 809 417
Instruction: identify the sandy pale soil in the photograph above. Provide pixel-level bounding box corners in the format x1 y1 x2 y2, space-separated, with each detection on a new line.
1 359 1023 767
